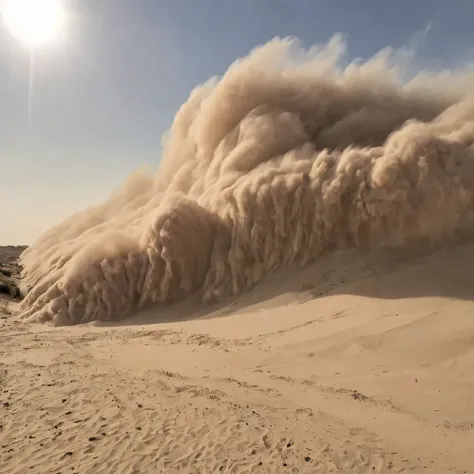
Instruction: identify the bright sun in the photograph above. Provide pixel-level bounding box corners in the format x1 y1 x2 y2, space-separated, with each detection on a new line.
2 0 65 48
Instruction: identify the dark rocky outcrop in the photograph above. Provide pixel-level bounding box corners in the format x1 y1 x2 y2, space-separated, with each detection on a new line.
0 246 27 301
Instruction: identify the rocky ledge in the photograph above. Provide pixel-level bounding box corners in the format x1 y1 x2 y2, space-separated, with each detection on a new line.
0 246 27 301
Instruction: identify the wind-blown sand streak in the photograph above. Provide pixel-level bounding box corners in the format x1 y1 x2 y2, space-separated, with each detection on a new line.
19 36 474 326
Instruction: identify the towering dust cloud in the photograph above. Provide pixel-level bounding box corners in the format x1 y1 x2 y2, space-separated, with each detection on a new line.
19 36 474 326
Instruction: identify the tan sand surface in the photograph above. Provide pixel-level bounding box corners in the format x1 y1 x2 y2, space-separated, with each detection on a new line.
2 243 474 473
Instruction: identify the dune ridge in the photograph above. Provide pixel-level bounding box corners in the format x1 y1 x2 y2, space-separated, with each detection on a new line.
19 36 474 326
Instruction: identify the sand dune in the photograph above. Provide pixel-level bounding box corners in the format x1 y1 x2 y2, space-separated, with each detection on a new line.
2 242 474 472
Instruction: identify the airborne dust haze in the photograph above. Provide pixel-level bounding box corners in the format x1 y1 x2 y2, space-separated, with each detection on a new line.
19 36 474 326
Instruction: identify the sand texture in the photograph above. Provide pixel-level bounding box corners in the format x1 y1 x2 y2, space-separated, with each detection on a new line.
2 243 474 473
3 36 474 473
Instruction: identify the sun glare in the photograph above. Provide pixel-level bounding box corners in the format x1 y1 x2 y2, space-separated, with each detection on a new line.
2 0 65 48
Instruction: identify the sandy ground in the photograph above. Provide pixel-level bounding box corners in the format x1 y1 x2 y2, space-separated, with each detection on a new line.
1 244 474 473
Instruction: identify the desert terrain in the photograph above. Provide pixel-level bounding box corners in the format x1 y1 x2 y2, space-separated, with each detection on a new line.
1 243 474 473
3 30 474 474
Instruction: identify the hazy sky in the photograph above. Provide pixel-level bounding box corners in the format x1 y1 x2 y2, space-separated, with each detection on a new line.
1 0 473 245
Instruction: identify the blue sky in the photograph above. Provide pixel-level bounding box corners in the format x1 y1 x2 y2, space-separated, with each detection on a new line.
1 0 474 244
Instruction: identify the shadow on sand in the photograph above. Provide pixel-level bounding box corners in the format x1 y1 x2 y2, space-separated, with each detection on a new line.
98 234 474 328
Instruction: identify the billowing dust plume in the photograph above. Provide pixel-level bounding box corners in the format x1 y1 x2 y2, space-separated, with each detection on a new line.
19 36 474 326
